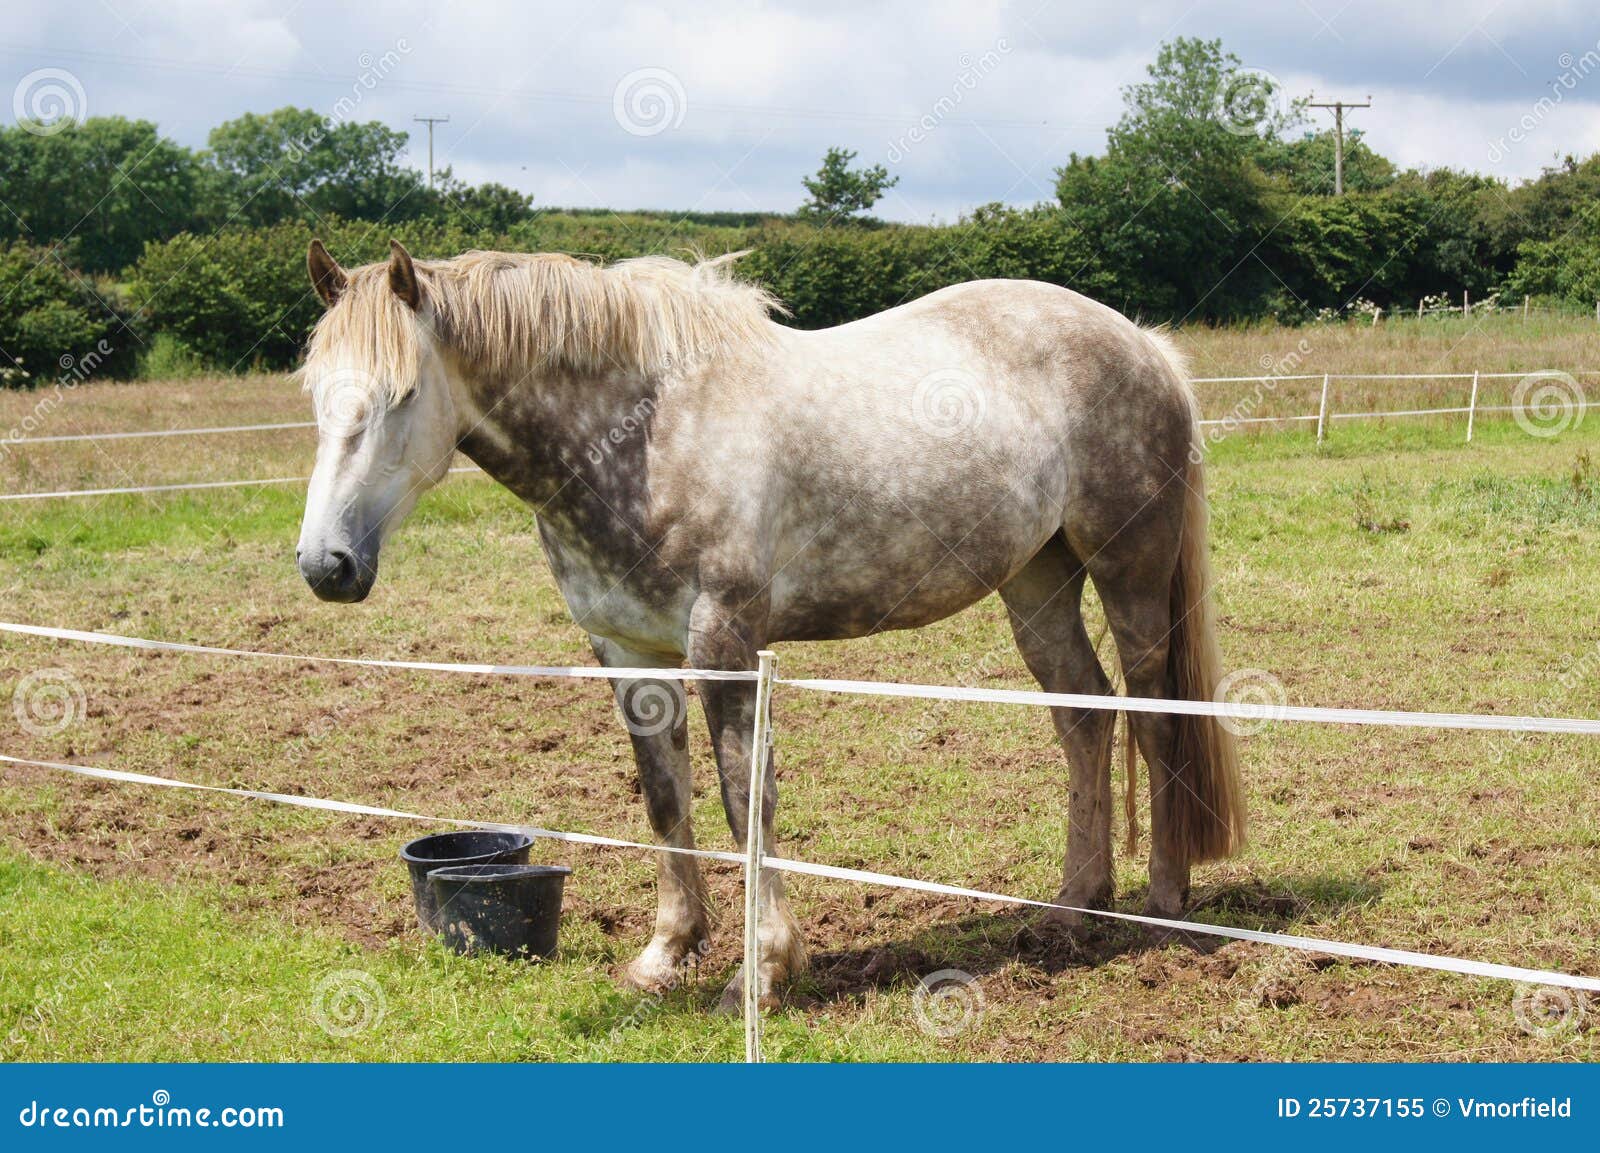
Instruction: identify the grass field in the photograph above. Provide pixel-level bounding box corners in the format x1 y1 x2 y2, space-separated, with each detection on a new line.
2 313 1599 1062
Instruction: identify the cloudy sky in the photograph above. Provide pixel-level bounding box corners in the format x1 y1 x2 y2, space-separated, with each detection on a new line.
8 1 1600 221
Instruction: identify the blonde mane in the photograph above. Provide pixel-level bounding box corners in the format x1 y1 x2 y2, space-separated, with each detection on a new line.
302 250 785 403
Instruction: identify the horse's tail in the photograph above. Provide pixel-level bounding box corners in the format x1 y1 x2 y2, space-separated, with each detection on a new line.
1144 327 1247 863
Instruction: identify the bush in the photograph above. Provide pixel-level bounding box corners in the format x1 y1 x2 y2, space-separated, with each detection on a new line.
0 242 122 387
128 217 503 372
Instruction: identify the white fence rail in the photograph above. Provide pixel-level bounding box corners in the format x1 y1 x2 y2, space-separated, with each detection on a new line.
1192 369 1600 445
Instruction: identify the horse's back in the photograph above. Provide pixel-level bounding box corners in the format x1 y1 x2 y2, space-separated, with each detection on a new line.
666 279 1195 641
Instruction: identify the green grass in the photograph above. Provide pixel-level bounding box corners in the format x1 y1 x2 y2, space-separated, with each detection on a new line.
3 382 1600 1062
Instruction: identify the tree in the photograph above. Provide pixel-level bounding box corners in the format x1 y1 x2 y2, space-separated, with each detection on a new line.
204 108 423 226
0 242 110 385
799 147 898 221
427 170 534 232
0 117 201 273
1258 129 1396 195
1056 38 1289 319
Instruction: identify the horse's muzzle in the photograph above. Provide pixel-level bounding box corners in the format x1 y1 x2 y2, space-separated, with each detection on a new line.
297 545 377 603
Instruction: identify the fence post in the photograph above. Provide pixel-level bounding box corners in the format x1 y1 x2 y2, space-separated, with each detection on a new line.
743 648 778 1062
1524 295 1530 322
1463 290 1470 317
1316 373 1331 446
1466 369 1480 443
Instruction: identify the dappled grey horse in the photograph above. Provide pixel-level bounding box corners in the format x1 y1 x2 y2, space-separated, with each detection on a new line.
294 240 1245 1009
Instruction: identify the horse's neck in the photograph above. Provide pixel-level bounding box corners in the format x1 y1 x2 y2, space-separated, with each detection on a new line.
454 364 662 531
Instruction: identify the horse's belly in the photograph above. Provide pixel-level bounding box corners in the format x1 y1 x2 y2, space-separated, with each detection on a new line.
766 500 1057 641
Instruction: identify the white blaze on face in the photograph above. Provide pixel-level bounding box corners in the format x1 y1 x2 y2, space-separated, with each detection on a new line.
296 354 457 602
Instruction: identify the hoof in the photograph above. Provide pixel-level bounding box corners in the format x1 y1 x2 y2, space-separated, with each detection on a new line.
1043 884 1112 931
714 964 784 1016
623 936 704 995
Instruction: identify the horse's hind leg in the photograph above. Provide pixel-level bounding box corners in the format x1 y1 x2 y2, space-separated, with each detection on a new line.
1092 557 1190 920
998 534 1117 925
593 636 712 993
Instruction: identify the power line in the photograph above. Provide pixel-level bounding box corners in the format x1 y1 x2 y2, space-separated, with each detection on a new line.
1307 95 1372 196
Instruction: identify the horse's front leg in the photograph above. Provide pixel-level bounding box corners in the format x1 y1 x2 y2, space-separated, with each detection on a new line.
685 593 806 1013
593 636 711 993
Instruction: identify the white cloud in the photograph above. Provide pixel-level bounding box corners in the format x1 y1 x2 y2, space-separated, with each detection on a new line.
7 0 1600 220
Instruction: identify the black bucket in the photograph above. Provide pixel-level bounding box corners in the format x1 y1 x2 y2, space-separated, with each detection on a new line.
399 830 534 933
427 863 572 959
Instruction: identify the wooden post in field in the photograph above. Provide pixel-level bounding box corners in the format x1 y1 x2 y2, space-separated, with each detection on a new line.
1466 370 1481 443
1371 307 1381 327
1316 373 1331 446
1417 299 1424 320
742 649 778 1062
1524 295 1530 321
1463 290 1470 317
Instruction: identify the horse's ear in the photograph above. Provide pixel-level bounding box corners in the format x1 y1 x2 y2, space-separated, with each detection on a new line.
388 239 421 310
307 239 347 308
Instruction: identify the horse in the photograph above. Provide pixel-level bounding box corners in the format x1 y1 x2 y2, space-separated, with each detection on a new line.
294 238 1246 1010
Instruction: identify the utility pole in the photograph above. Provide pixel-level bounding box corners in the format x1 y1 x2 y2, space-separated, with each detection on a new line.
1307 96 1371 195
413 115 450 188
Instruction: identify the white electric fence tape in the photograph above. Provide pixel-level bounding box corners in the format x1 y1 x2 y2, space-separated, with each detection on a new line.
4 749 1597 993
9 620 1600 733
0 466 482 503
0 620 757 683
782 675 1600 735
0 421 315 446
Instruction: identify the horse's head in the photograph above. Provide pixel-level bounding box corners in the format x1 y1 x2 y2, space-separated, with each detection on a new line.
295 239 458 602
